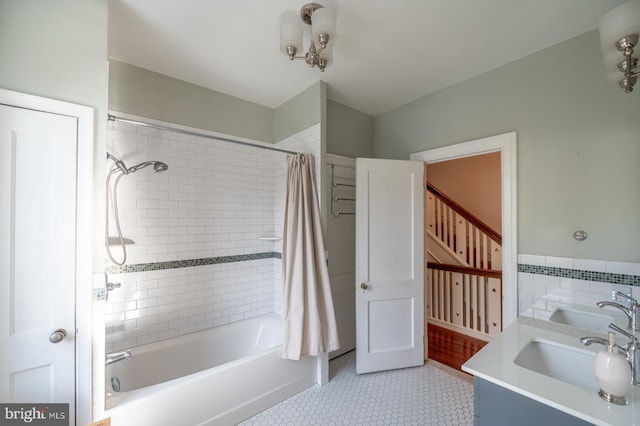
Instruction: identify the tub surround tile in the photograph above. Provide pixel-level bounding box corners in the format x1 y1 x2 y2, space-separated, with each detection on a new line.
105 116 320 352
105 252 281 275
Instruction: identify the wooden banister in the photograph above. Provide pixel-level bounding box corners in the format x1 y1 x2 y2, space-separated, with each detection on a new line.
427 262 502 279
427 182 501 245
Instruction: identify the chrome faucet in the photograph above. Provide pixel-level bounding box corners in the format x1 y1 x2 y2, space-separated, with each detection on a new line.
581 323 640 386
106 349 131 366
597 292 640 332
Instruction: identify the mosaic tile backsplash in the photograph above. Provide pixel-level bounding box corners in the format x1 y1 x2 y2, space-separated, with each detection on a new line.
518 254 640 320
104 115 321 352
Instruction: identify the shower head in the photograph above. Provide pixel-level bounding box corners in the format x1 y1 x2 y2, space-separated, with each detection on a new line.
128 160 169 173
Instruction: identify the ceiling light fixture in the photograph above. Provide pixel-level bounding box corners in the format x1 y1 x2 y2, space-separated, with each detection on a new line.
280 2 336 72
599 0 640 92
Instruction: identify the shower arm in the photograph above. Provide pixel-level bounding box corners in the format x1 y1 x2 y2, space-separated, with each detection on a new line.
107 152 129 174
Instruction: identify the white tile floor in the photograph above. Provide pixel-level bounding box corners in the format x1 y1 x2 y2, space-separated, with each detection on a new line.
239 351 474 425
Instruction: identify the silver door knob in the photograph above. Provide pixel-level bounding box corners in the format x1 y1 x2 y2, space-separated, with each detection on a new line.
360 283 368 290
49 329 67 344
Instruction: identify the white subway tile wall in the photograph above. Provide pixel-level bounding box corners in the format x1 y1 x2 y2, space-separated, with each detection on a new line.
107 120 279 264
104 114 321 351
518 254 640 320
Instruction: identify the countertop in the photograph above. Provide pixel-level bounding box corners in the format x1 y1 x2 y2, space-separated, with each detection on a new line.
462 310 640 426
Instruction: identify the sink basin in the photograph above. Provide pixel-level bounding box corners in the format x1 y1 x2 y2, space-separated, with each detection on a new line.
514 339 598 391
549 307 620 331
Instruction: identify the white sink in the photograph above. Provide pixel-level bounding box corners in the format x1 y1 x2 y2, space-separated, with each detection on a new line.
549 307 621 331
514 339 598 391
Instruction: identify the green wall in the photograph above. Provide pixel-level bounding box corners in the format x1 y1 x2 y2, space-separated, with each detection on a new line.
273 81 324 143
327 100 374 158
1 0 109 271
109 62 339 145
109 60 274 143
374 30 640 262
0 0 108 115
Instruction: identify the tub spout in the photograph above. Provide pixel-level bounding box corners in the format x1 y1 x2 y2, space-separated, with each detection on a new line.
106 349 132 365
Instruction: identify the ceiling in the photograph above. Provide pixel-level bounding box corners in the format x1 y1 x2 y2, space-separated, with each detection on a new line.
108 0 626 116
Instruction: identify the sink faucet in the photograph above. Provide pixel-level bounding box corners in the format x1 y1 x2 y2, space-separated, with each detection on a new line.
581 323 640 386
106 349 131 366
597 292 640 332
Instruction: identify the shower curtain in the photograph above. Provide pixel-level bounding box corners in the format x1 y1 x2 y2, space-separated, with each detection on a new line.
282 153 339 360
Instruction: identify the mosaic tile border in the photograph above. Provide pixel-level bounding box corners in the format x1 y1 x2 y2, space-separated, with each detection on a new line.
106 252 282 274
518 263 640 286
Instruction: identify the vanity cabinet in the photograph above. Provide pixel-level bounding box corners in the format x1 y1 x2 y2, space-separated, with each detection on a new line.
474 378 591 426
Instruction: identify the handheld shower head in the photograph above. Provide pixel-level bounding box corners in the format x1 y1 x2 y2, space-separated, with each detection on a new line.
127 161 169 173
153 162 169 172
105 155 169 266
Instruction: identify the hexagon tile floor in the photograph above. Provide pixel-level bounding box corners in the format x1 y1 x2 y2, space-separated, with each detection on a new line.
239 350 474 425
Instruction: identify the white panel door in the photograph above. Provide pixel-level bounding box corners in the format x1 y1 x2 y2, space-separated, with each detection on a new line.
355 158 424 374
0 105 77 422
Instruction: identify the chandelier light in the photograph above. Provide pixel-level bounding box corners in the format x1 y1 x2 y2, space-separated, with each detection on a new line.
598 0 640 92
280 3 336 72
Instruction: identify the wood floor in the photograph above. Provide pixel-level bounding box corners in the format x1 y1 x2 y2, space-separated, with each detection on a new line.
427 323 488 373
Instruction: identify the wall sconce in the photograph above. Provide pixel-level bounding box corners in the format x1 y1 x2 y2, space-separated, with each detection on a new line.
599 0 640 92
280 3 336 72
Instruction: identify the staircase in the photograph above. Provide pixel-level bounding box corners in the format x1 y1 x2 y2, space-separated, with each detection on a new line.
426 182 502 340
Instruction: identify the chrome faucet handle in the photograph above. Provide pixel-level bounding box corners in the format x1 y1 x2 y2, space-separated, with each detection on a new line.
609 323 637 342
625 294 640 332
608 323 640 386
105 279 121 302
106 282 121 291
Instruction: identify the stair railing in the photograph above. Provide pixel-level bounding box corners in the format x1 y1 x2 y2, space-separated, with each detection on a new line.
427 262 502 338
426 182 502 271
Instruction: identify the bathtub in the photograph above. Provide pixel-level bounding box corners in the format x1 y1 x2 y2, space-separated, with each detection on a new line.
105 313 321 426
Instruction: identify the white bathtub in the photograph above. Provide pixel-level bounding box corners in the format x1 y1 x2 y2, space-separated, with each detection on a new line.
105 313 321 426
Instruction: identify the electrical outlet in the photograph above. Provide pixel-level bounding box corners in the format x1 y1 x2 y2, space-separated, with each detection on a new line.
94 288 106 302
611 285 632 302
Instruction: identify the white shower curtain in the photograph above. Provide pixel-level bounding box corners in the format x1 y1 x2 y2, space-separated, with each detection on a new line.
282 153 339 360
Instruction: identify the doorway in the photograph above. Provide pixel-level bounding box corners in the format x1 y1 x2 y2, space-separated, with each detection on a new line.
425 152 501 370
411 132 518 370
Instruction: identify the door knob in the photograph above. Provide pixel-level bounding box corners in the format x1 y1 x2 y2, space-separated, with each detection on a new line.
49 329 67 344
360 283 368 290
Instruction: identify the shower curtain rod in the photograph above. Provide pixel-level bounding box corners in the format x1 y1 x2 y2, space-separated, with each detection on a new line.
108 114 300 155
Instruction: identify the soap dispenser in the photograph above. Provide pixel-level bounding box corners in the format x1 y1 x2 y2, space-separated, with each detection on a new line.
594 332 631 405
